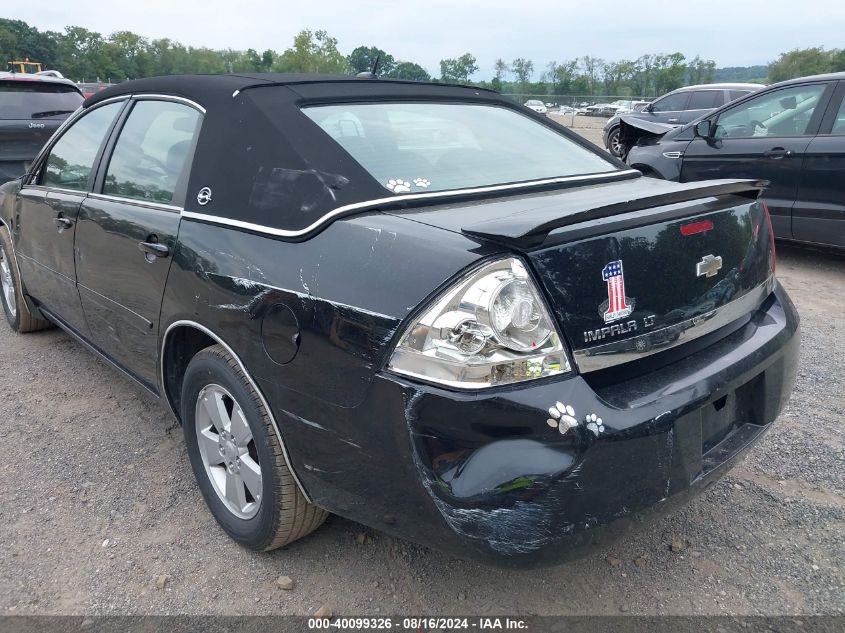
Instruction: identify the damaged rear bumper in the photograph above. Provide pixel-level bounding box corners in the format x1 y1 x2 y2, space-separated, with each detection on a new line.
284 283 799 568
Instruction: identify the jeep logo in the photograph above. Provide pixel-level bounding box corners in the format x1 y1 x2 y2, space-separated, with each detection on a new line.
28 122 46 129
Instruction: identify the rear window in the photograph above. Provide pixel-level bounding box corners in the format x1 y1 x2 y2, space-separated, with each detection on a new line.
302 103 616 194
687 90 723 110
0 80 83 120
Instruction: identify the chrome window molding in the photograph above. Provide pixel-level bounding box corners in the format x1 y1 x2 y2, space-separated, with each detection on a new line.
87 192 183 213
160 320 313 504
182 169 642 239
573 276 776 372
20 184 88 196
129 93 206 114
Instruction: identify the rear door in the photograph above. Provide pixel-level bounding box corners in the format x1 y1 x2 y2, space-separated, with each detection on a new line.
679 89 725 125
679 82 834 240
75 97 202 388
14 100 125 335
792 81 845 247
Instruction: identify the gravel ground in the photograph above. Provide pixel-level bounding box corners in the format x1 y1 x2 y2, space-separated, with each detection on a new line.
0 239 842 614
549 112 607 147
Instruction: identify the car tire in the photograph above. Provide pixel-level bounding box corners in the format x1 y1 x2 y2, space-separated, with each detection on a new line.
181 344 327 550
607 126 623 158
0 228 52 333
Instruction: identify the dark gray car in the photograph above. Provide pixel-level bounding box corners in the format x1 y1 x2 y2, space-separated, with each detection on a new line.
0 72 83 183
603 83 762 157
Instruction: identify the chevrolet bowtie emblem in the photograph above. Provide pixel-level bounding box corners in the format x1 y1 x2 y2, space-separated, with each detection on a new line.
696 254 723 278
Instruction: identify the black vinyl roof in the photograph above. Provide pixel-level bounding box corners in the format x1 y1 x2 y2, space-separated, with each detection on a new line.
84 73 498 109
83 74 622 239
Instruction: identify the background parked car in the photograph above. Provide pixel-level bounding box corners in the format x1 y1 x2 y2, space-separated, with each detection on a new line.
0 72 83 183
626 72 845 248
524 99 548 114
603 83 763 157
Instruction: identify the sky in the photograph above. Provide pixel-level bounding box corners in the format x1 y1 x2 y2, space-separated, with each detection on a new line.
6 0 845 78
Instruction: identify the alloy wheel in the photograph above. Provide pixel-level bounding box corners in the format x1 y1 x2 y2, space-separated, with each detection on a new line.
609 130 623 158
195 384 262 519
0 248 16 318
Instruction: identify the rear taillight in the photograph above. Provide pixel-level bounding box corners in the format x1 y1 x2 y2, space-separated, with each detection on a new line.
762 202 776 274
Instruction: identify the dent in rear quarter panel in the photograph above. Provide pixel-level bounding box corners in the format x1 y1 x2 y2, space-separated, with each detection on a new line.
159 212 495 500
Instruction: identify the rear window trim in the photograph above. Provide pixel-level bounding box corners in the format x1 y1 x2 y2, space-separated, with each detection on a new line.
182 168 641 240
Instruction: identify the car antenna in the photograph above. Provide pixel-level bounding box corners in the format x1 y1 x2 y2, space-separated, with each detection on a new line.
355 55 380 80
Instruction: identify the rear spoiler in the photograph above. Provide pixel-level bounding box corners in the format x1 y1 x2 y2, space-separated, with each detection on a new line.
460 178 765 245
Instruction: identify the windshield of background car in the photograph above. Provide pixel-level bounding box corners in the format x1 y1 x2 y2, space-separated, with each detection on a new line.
0 81 83 120
302 103 617 194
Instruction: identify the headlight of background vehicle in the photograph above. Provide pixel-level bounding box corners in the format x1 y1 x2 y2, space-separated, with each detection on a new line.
388 258 571 388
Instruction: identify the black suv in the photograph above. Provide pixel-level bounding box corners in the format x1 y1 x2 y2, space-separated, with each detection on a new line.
0 72 83 184
603 83 762 157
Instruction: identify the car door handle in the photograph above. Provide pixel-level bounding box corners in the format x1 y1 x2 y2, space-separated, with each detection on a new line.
54 217 73 231
764 148 793 159
138 241 170 258
667 118 679 123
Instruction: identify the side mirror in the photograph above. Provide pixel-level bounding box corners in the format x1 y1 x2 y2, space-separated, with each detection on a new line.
694 120 713 138
645 103 654 112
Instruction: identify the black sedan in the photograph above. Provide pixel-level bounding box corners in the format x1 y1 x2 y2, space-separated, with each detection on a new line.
627 72 845 248
0 74 799 567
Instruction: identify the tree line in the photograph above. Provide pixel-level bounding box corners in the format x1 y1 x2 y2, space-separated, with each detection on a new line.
2 18 843 97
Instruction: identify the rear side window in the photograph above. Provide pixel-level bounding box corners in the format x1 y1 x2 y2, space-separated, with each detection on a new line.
302 103 616 194
0 80 83 120
103 100 201 204
687 90 723 110
729 90 754 102
650 92 690 112
41 102 122 191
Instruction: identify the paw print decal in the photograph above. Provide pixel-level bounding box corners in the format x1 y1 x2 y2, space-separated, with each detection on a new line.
585 413 605 436
385 179 411 193
413 178 431 188
547 402 578 435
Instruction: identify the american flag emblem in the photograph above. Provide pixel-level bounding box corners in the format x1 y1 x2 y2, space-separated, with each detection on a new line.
601 260 634 323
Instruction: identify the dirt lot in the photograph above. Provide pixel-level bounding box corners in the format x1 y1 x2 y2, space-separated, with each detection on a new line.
0 227 843 613
550 112 607 147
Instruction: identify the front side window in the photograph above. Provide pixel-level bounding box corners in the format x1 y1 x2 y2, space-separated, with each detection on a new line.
714 84 827 139
103 100 201 204
302 103 616 194
41 102 122 190
650 92 690 113
687 90 723 110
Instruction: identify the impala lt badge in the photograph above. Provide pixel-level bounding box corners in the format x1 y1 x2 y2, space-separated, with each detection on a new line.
696 254 723 278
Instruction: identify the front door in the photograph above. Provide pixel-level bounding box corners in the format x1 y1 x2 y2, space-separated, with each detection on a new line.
13 101 124 335
680 82 833 240
75 98 202 388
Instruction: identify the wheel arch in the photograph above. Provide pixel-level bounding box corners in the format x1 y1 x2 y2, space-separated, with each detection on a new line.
159 319 313 503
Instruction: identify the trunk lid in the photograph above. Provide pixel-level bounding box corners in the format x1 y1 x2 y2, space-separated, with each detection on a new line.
390 176 773 372
526 198 774 371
